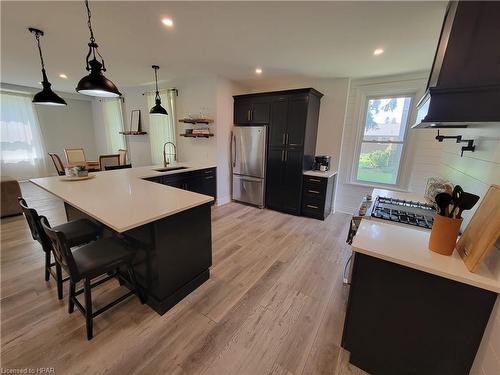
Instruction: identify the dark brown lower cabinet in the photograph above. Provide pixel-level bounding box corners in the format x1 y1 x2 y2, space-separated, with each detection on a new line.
266 148 303 215
301 174 336 220
145 168 217 204
342 253 497 375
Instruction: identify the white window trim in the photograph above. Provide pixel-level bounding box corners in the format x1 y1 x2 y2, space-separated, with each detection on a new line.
348 79 425 190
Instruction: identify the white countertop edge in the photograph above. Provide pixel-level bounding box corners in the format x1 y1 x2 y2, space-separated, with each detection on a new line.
352 221 499 293
30 163 217 233
30 179 214 233
303 170 337 178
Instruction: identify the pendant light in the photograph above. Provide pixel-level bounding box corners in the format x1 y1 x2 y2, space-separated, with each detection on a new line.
28 28 67 106
76 0 121 97
149 65 168 116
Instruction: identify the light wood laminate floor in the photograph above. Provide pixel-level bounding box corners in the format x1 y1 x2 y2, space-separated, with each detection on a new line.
1 182 368 375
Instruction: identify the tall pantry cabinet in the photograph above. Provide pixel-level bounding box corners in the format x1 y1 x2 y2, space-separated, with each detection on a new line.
234 88 323 215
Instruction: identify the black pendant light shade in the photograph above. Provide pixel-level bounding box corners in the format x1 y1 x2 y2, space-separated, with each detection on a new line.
150 65 168 116
29 28 67 106
76 0 121 97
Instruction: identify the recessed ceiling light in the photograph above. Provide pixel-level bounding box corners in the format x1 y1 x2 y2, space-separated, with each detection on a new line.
255 68 263 74
59 73 68 79
162 18 174 27
373 48 384 56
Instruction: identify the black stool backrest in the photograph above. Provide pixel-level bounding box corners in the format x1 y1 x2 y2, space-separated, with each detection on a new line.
18 197 51 252
40 217 80 283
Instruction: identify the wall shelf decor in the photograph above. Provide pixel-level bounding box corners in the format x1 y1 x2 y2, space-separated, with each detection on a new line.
179 118 214 125
180 133 214 138
120 109 147 135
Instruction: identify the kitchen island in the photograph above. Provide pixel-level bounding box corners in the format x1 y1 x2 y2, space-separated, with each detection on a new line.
31 163 216 315
342 189 499 375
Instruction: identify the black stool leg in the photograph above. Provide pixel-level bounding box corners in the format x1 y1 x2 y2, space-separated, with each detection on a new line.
55 262 63 300
84 278 93 340
68 281 75 314
127 264 145 304
44 251 51 281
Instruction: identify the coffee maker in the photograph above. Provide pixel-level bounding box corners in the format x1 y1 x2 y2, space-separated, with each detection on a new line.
313 155 331 171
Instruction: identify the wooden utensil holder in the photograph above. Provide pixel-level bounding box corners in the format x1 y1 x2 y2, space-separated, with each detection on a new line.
429 214 463 256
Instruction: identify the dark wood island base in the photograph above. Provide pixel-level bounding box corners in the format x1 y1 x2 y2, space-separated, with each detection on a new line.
65 202 212 315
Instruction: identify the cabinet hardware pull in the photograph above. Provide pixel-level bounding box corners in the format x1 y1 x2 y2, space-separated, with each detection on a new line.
284 150 287 161
232 134 236 167
309 178 321 182
306 204 319 209
247 110 251 121
308 190 320 194
251 110 253 121
281 150 285 161
205 176 214 179
204 170 212 174
285 133 289 145
282 133 286 145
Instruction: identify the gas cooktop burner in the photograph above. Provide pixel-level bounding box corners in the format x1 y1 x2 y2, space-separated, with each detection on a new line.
371 196 435 229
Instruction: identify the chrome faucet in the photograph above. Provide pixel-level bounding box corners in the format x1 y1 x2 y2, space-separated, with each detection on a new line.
163 142 177 167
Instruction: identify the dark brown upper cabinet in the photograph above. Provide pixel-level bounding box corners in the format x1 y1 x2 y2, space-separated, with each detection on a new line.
234 97 270 125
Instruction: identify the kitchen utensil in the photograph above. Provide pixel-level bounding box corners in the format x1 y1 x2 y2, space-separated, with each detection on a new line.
456 185 500 272
455 192 480 219
449 185 464 218
435 192 452 216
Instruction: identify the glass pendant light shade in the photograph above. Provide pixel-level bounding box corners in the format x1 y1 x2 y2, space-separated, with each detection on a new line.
29 28 67 106
149 65 168 116
76 0 121 98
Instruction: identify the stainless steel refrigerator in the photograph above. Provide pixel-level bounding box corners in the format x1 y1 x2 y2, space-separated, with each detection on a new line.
231 126 267 208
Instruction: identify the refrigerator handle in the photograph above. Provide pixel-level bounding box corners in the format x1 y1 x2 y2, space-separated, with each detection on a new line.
231 133 236 167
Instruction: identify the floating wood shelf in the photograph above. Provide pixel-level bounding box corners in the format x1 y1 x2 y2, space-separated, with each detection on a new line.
179 118 214 125
119 131 148 135
180 133 214 138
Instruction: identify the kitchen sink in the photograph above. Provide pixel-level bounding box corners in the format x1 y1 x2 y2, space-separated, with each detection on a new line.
154 166 188 172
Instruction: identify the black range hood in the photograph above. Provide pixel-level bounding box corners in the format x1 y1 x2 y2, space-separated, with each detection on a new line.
414 1 500 128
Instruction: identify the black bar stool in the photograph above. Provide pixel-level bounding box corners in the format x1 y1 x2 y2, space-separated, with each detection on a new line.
18 197 102 299
40 217 144 340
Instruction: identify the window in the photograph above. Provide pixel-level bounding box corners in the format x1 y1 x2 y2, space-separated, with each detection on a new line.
0 91 48 179
145 90 177 165
99 98 126 153
354 96 412 185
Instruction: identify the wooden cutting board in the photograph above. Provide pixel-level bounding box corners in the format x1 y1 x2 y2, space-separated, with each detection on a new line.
456 185 500 272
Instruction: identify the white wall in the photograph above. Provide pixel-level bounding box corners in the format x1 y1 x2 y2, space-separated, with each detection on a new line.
37 98 97 162
114 75 242 205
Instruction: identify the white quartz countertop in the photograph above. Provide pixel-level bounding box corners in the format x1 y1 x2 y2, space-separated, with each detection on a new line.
303 170 337 178
30 162 216 233
352 188 500 293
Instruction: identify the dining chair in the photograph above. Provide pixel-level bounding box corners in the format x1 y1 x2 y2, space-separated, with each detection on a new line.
64 147 100 171
18 198 102 299
104 164 132 171
118 149 127 165
64 147 86 165
48 153 65 176
99 154 120 171
40 217 144 340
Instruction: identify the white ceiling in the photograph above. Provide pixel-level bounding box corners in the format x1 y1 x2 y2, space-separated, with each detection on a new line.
1 1 447 93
